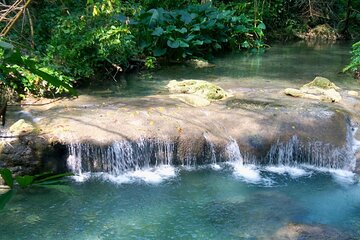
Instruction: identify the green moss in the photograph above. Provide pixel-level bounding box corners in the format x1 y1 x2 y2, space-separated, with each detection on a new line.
167 80 229 101
302 77 339 90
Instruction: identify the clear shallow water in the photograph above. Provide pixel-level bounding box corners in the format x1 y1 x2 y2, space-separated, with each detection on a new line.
1 165 359 239
84 41 358 98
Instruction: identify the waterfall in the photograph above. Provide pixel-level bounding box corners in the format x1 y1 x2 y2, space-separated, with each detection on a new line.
225 138 243 163
265 122 358 171
66 121 359 183
67 139 175 176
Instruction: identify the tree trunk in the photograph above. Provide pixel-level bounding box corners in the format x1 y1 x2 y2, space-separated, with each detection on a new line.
341 0 352 38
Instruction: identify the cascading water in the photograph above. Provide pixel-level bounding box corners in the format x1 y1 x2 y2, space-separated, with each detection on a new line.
67 139 176 183
265 121 358 171
203 133 220 170
67 121 359 184
224 137 262 183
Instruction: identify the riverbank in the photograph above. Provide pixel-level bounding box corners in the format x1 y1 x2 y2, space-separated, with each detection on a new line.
1 42 359 176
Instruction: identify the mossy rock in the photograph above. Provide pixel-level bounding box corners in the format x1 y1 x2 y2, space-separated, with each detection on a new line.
285 77 342 102
167 80 229 101
302 77 339 90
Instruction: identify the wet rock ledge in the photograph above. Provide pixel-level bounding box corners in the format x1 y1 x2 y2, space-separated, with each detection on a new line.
1 88 359 176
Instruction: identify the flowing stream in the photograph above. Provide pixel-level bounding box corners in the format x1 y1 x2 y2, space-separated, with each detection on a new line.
1 41 360 239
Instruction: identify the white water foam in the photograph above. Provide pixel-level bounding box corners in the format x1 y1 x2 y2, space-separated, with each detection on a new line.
74 165 178 185
302 164 357 184
265 165 311 178
231 163 262 183
225 138 262 183
211 163 222 171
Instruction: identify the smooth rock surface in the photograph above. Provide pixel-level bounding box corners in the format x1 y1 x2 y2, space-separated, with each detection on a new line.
169 94 211 107
9 119 35 135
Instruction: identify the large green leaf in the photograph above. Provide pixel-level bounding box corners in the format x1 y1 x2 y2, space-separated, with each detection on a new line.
179 40 189 48
0 169 13 188
153 47 167 57
33 172 73 184
15 175 34 188
192 40 204 46
175 28 187 34
167 39 180 48
151 27 164 37
180 11 193 24
0 190 13 210
0 41 14 50
148 8 165 27
257 22 266 30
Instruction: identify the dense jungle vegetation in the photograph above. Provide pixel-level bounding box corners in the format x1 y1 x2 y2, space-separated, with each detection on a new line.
0 0 359 96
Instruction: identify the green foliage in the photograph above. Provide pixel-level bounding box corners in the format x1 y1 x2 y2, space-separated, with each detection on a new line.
0 169 73 210
0 40 75 96
0 190 13 211
145 56 157 69
0 168 13 188
15 175 35 188
0 168 73 189
343 41 360 73
47 13 137 78
132 4 265 61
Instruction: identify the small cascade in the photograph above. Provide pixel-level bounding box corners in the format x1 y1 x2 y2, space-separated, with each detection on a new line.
67 139 175 176
265 122 357 171
66 120 359 184
203 133 217 164
203 133 221 170
225 138 243 163
225 138 262 183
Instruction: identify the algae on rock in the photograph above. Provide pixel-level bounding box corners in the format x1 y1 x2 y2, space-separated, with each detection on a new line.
167 80 230 107
302 77 339 90
284 77 342 102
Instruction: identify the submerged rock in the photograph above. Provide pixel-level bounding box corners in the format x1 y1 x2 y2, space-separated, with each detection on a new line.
284 77 342 102
167 80 229 107
272 223 354 240
186 59 215 68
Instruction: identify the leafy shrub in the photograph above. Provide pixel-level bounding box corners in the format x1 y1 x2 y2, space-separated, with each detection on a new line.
130 4 265 61
46 13 137 78
0 40 75 96
343 41 360 76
